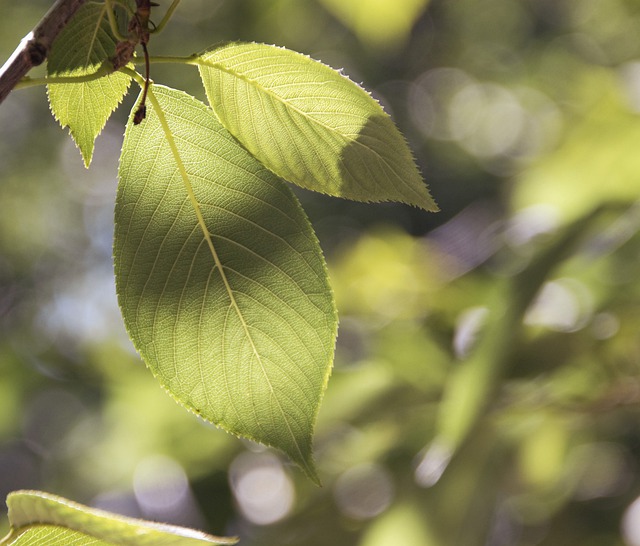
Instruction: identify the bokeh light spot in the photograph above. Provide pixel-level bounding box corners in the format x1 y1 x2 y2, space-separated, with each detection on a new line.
333 462 394 520
133 454 189 514
229 452 294 525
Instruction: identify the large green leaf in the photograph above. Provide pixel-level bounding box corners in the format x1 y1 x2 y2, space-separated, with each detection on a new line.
2 490 236 545
114 85 337 482
196 42 437 211
47 1 132 167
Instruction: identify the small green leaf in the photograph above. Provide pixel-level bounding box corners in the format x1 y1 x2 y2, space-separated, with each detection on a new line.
114 85 337 482
47 1 132 167
196 42 437 211
2 490 236 545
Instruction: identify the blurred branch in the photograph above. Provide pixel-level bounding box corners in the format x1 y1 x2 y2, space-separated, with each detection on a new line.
0 0 88 104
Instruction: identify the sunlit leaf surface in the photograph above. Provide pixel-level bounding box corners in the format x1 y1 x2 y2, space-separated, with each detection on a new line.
3 490 236 545
114 85 337 481
197 42 437 211
47 2 131 167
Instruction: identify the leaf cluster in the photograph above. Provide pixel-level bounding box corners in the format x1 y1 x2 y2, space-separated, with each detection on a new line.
41 1 436 480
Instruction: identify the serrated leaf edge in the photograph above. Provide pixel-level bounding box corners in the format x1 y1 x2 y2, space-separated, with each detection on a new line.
195 41 438 211
119 84 336 484
4 490 237 545
46 2 132 167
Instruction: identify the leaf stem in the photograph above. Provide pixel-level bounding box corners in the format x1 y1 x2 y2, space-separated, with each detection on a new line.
134 54 199 65
151 0 182 34
104 0 128 42
0 527 19 545
120 65 145 86
110 0 134 15
15 63 114 89
133 42 151 124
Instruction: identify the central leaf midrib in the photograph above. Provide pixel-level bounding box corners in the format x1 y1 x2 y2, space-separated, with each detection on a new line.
196 54 428 203
86 5 107 68
196 56 361 145
146 86 309 467
147 88 260 364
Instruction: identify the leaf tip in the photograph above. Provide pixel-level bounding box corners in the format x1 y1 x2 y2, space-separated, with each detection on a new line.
296 454 323 487
79 141 95 168
415 194 440 213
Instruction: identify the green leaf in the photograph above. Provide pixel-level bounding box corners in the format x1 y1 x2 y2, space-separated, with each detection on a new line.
2 490 236 545
317 0 430 51
196 42 437 211
47 1 132 167
114 85 337 482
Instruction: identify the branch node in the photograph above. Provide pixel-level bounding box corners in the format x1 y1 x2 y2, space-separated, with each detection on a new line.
26 41 48 66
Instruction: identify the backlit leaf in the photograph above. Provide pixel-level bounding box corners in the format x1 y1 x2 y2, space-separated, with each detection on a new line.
47 1 131 167
3 490 236 545
317 0 430 51
196 42 437 211
114 85 337 482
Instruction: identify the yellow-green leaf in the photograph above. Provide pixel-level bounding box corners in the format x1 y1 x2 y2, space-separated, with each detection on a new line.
2 490 236 545
114 85 337 482
47 2 131 167
196 42 437 211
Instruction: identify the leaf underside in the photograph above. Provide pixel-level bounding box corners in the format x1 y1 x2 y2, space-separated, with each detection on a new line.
197 42 437 211
4 490 236 545
114 85 337 481
47 1 132 167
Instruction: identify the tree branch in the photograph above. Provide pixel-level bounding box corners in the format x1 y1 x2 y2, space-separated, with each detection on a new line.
0 0 88 104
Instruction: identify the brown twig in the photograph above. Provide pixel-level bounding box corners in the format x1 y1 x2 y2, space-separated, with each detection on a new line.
112 0 157 124
0 0 88 104
133 42 150 125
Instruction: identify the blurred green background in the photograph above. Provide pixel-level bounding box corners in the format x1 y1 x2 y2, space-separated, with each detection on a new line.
3 0 640 544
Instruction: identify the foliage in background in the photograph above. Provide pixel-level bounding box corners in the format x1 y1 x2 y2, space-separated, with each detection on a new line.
2 0 640 545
